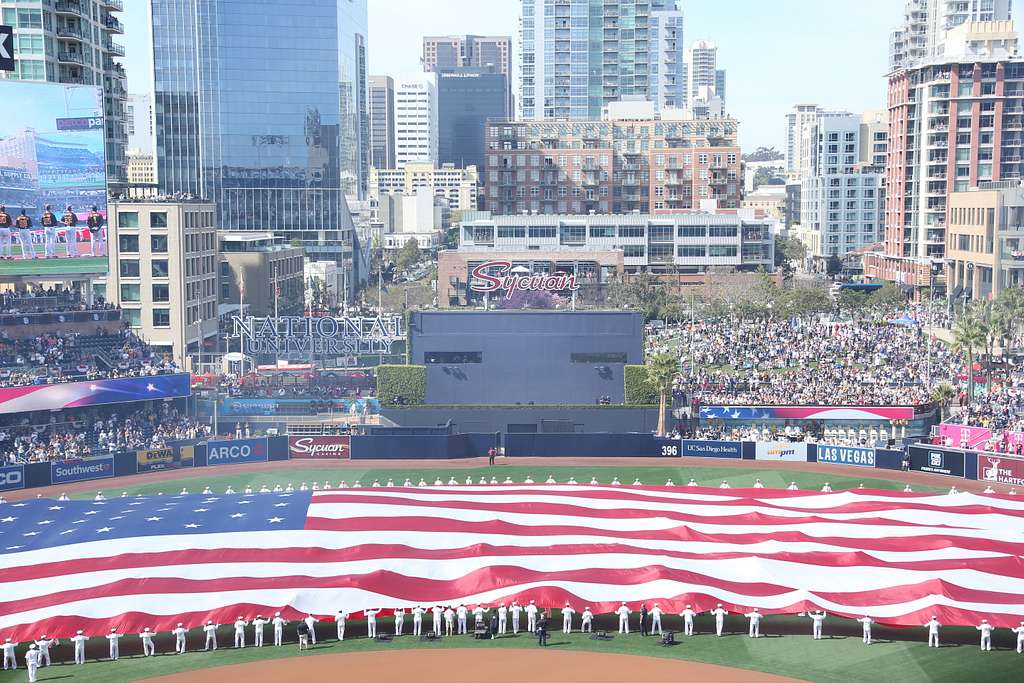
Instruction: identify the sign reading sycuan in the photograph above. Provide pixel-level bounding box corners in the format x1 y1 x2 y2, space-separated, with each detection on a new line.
470 261 579 298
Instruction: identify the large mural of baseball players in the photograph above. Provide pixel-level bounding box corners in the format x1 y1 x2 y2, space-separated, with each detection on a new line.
0 82 107 270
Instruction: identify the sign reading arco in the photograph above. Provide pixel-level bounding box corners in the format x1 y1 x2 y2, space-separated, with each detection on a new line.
470 261 579 298
232 316 403 356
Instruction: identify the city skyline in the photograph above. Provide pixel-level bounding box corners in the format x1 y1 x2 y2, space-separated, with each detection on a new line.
122 0 935 150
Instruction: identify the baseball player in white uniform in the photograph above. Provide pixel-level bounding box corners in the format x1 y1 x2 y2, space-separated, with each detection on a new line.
456 604 469 634
473 605 489 629
444 606 455 636
1 638 16 670
581 607 593 633
925 616 941 648
34 636 56 666
787 482 799 490
1011 621 1024 653
140 628 156 656
561 603 575 634
303 615 318 644
106 629 122 660
272 613 286 646
753 479 764 488
680 605 697 636
977 620 993 651
71 630 88 663
365 609 381 638
394 608 406 636
616 602 631 634
852 616 873 644
432 605 443 636
745 609 762 638
650 604 664 636
497 603 508 635
710 604 728 636
25 645 38 683
526 601 539 633
335 611 347 641
510 601 523 634
172 623 187 653
253 615 268 647
808 611 827 640
233 617 248 648
203 621 218 650
412 606 425 636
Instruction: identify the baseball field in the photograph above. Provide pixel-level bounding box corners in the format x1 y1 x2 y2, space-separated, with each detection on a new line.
1 459 1020 683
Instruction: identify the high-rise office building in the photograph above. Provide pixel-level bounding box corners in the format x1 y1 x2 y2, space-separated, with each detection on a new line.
520 0 688 120
784 104 851 181
685 40 725 104
0 0 128 185
649 6 686 111
369 75 395 169
437 67 508 170
890 0 1013 70
865 20 1023 291
394 74 438 169
150 0 367 269
422 34 512 115
126 93 153 156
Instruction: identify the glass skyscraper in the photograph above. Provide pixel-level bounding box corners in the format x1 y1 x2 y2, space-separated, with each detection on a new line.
519 0 684 120
151 0 368 264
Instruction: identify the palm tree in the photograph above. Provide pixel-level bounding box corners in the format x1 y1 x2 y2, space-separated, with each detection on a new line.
951 316 987 423
645 352 679 437
930 383 956 420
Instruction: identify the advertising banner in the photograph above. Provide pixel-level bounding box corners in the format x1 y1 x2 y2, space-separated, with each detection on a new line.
938 423 992 449
1005 431 1024 449
816 444 876 467
681 440 742 459
51 456 114 485
0 373 191 415
0 464 24 492
977 454 1024 487
136 447 195 473
754 441 808 462
288 435 351 459
908 445 965 477
206 437 269 466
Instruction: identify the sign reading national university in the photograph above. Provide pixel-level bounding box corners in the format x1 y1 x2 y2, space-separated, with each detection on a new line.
232 315 403 356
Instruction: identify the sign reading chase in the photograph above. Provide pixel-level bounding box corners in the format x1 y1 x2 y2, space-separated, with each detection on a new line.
51 457 114 485
817 444 876 467
232 316 403 357
206 437 268 466
470 261 579 298
0 464 24 491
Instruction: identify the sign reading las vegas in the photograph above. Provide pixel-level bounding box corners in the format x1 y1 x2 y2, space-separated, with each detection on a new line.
232 315 403 356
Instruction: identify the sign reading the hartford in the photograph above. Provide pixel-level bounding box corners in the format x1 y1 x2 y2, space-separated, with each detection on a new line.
232 316 403 357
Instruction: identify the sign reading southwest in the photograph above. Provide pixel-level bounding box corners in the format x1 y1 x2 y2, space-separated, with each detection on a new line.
817 444 876 467
51 456 114 485
0 464 25 491
469 261 579 298
206 437 268 466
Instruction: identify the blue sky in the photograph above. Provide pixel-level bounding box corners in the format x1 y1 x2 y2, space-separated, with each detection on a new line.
119 1 1014 150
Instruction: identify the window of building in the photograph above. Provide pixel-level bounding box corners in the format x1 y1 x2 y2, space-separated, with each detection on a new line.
618 226 645 238
570 352 628 364
588 226 615 238
119 284 141 302
708 226 738 237
151 260 169 278
151 235 168 253
677 246 706 258
118 235 139 253
528 226 556 238
152 309 171 328
118 212 139 228
119 260 140 278
122 308 141 328
708 245 738 257
622 245 645 258
497 226 526 238
424 351 482 364
150 212 168 228
152 284 170 302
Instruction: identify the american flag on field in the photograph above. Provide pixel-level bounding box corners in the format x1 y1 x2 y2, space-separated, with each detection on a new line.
2 484 1024 639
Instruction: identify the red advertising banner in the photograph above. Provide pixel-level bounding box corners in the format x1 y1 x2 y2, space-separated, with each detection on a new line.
288 435 351 459
938 423 992 448
978 454 1024 487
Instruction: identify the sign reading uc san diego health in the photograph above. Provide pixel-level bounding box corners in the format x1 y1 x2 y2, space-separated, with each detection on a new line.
51 457 114 485
232 315 403 356
817 444 876 467
206 437 268 466
681 440 742 459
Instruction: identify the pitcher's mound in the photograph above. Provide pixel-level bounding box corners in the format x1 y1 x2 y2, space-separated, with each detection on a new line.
141 648 806 683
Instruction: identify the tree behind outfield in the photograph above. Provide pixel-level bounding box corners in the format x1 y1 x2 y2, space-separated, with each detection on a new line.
396 238 421 274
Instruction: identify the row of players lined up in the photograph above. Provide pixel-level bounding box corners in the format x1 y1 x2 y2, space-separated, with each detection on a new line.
0 205 105 259
6 604 1023 673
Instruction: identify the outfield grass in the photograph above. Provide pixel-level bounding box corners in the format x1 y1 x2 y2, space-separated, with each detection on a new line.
0 251 106 276
0 614 1018 683
72 464 945 499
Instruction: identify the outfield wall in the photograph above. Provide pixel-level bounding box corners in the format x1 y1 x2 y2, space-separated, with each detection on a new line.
2 434 1004 496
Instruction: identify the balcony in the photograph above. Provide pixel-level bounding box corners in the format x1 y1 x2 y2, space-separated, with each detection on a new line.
104 41 126 57
99 0 124 9
56 25 85 41
55 1 84 17
57 51 84 65
103 15 124 34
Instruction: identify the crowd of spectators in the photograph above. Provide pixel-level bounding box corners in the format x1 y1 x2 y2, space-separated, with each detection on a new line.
218 372 374 400
0 286 117 315
0 403 210 464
